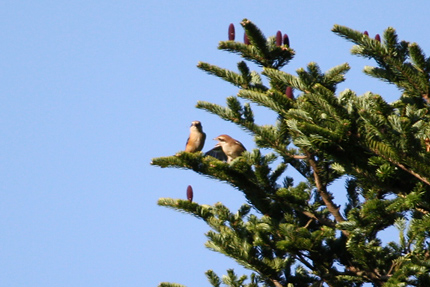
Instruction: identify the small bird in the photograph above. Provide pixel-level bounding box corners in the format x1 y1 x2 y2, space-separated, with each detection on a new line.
185 121 206 153
205 134 246 163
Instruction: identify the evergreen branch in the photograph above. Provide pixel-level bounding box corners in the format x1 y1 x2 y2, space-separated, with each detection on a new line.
196 101 233 119
275 183 336 228
269 162 287 184
157 198 217 222
205 270 221 287
197 61 248 88
369 147 430 186
408 43 427 72
301 210 336 228
245 122 312 176
152 153 286 219
325 63 351 84
363 66 393 84
332 25 370 44
217 41 270 69
222 270 249 287
307 153 348 233
262 68 302 92
238 89 293 116
271 279 283 287
237 60 251 81
297 62 348 93
358 106 430 186
240 19 270 62
332 25 390 60
363 59 427 99
205 220 286 285
217 20 294 69
301 90 350 124
333 25 430 103
196 97 256 126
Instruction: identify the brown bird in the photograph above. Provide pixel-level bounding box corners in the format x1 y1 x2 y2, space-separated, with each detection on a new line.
205 134 246 163
185 121 206 153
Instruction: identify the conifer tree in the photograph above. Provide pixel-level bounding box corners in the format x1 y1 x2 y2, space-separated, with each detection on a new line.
152 19 430 287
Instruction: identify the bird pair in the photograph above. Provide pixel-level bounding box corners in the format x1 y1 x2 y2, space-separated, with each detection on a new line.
185 121 246 163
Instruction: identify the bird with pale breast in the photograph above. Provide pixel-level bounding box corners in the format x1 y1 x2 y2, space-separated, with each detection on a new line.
185 121 206 153
205 134 246 163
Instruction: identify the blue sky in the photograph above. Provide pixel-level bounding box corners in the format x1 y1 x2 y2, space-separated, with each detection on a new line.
1 1 430 287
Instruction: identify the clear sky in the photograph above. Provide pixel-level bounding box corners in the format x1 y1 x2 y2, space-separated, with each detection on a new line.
1 1 429 287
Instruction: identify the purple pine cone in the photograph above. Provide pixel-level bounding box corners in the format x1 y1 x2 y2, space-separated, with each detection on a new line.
187 185 193 202
228 23 235 41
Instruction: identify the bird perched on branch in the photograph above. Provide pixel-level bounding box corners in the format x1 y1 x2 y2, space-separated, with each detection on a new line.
185 121 206 153
205 134 246 163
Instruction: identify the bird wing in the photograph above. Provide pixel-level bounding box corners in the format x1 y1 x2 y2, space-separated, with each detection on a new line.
204 146 228 162
236 140 246 151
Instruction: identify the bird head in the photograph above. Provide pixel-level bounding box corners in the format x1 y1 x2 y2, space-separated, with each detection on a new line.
213 134 233 146
190 121 203 132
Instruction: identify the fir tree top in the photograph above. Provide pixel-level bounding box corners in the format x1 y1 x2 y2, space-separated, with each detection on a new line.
152 19 430 287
